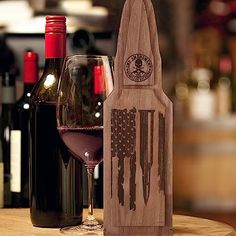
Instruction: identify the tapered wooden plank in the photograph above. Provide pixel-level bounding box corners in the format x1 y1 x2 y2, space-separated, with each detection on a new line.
104 0 173 235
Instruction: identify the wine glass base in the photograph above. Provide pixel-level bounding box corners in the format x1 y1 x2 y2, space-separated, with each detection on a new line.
60 224 103 235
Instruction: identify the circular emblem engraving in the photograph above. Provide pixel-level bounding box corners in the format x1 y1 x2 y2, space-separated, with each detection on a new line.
124 54 153 82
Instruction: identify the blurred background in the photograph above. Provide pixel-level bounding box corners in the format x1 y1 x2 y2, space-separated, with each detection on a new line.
1 0 236 227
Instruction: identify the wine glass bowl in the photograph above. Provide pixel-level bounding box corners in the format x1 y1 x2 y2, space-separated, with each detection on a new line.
57 55 113 235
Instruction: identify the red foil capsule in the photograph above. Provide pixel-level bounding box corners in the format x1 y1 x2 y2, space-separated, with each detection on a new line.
45 16 66 59
94 65 105 94
24 51 38 84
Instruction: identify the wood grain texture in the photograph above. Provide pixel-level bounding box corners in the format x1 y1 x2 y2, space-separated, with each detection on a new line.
104 0 173 235
174 119 236 210
173 214 236 236
0 209 235 236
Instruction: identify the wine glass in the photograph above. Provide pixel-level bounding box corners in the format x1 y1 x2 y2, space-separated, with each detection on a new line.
57 55 113 235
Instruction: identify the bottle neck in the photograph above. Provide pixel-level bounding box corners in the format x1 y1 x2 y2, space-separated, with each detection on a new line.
42 58 64 77
2 85 16 104
23 83 35 94
45 33 66 59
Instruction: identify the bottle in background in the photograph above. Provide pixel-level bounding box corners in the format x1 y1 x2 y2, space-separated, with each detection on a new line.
29 16 83 228
188 68 217 120
216 48 233 116
0 116 4 208
227 1 236 93
11 51 38 207
0 72 16 207
0 33 17 76
0 118 3 208
93 65 104 209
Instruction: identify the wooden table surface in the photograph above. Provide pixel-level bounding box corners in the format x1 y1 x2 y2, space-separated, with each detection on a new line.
0 209 235 236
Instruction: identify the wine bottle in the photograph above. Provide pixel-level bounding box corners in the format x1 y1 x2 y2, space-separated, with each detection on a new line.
0 118 3 208
216 54 232 116
93 65 104 208
227 1 236 97
0 72 16 207
29 16 83 227
11 51 38 207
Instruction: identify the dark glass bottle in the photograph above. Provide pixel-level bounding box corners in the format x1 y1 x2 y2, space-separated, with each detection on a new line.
11 51 38 207
29 16 83 228
0 72 16 207
93 65 104 208
0 117 3 208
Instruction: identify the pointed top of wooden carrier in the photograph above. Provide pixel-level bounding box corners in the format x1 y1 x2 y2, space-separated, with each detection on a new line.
104 0 173 235
115 0 162 90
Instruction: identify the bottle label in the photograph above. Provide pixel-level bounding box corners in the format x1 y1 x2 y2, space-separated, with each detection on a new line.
0 163 3 208
94 165 99 180
2 87 16 104
10 130 21 193
45 34 66 58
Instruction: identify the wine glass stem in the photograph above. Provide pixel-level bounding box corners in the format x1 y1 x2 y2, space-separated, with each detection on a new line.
87 169 94 219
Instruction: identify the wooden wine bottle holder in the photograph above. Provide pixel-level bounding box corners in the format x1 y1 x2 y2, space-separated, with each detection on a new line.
104 0 173 235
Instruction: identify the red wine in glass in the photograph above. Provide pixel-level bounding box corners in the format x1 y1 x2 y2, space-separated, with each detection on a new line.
58 126 103 168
